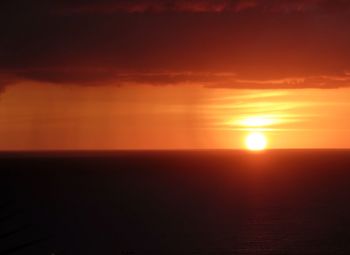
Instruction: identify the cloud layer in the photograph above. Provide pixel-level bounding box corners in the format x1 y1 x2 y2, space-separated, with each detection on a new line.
58 0 350 14
1 0 350 89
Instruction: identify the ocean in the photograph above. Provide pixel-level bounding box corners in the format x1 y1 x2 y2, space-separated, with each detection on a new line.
1 150 350 254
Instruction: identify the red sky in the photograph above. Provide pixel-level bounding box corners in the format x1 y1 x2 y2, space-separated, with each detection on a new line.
1 0 350 150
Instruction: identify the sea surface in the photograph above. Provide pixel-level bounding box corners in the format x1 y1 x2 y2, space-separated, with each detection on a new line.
1 150 350 254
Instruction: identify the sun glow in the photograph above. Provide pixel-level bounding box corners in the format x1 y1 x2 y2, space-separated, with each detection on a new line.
245 132 268 151
236 115 278 127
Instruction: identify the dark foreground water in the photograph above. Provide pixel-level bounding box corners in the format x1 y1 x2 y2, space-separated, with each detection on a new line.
1 150 350 254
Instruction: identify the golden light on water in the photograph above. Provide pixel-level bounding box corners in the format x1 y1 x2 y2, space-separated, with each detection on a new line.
245 132 268 151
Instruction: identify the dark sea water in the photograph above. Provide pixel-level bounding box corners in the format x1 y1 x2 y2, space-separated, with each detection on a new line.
1 150 350 254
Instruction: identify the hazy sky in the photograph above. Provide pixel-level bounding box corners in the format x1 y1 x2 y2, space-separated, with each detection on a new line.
1 0 350 150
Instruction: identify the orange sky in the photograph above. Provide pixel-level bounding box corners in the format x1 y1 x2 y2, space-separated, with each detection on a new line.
1 81 350 150
2 1 350 150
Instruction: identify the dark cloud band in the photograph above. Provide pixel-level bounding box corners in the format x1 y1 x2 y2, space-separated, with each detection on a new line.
58 0 350 14
1 0 350 90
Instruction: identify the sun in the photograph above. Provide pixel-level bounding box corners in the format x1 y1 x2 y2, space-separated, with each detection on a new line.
245 132 267 151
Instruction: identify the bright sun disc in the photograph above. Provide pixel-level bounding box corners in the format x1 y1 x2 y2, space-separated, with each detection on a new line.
245 132 267 151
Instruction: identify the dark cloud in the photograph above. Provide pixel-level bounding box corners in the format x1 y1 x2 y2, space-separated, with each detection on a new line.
1 0 350 90
7 69 238 85
56 0 350 14
207 74 350 89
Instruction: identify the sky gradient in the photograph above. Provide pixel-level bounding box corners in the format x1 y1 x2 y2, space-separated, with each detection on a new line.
1 0 350 150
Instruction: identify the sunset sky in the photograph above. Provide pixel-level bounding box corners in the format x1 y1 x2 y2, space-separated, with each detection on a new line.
2 0 350 150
